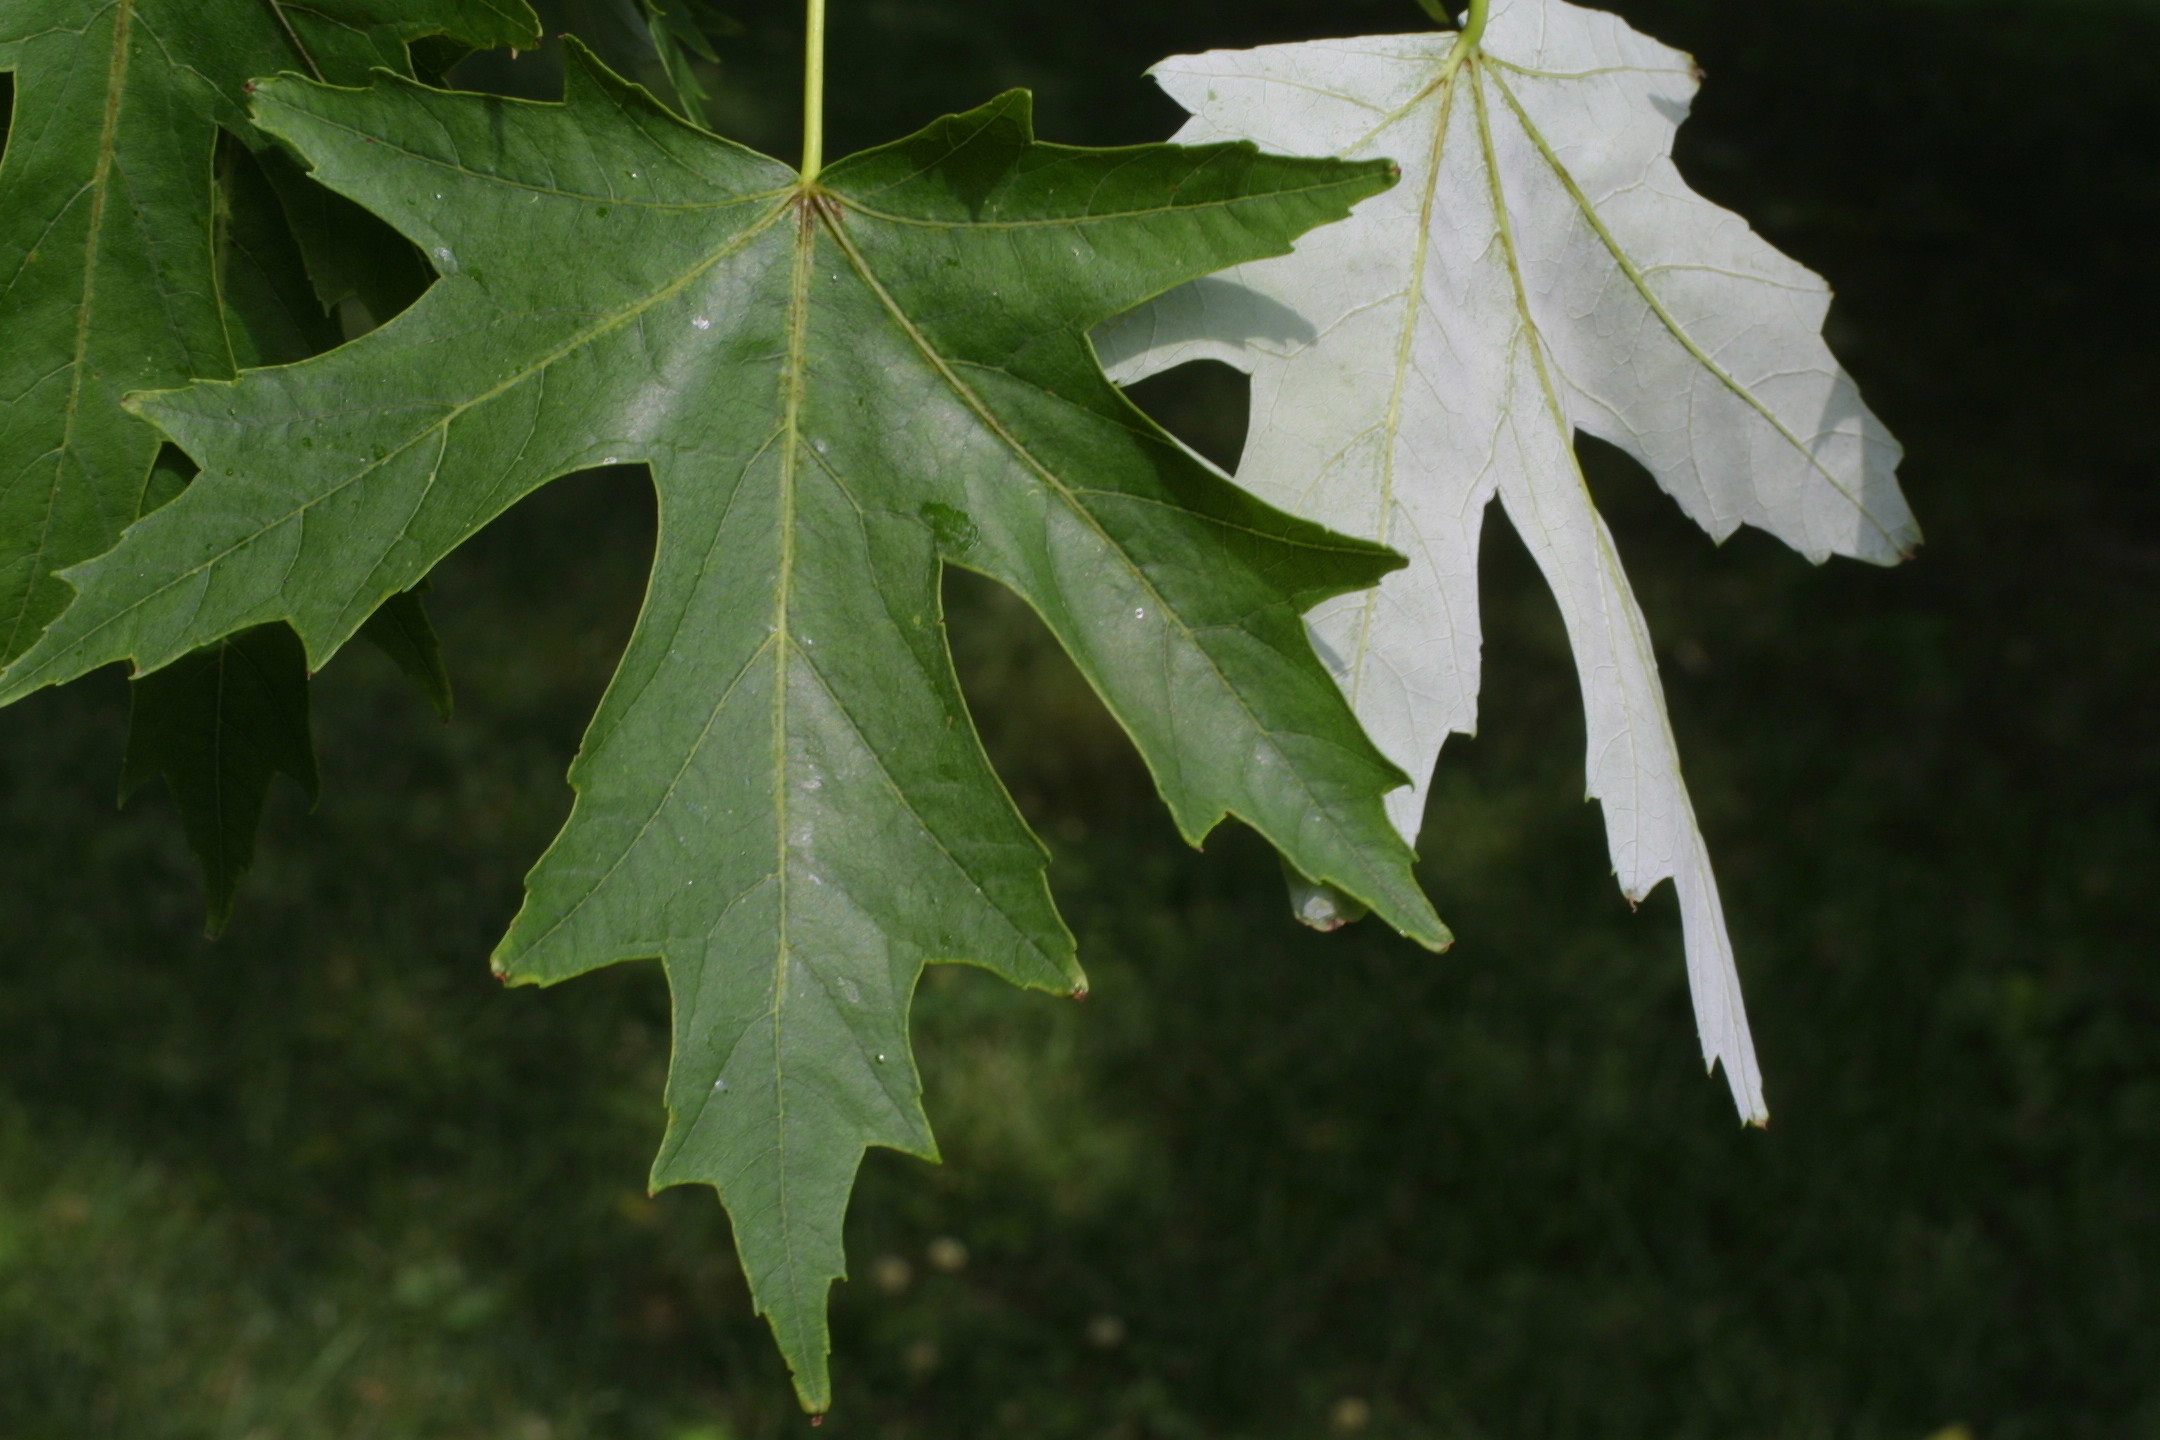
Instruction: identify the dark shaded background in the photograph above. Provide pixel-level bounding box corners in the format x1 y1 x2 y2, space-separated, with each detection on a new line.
1 1 2154 1436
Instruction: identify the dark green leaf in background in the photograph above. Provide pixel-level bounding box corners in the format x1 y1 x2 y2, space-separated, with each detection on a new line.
358 586 456 723
120 623 318 938
0 47 1439 1404
637 0 736 129
255 146 437 337
0 0 526 926
519 0 740 126
0 0 540 659
219 137 346 367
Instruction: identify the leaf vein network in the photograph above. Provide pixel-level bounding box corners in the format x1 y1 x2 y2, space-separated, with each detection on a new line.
1484 65 1898 543
820 204 1406 880
262 99 796 212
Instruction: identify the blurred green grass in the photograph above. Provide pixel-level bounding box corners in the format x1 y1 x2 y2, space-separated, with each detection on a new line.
2 1 2156 1436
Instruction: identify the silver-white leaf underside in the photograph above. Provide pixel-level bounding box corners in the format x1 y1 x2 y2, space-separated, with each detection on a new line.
1101 0 1920 1123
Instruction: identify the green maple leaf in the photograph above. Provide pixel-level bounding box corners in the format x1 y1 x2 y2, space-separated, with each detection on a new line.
0 49 1444 1404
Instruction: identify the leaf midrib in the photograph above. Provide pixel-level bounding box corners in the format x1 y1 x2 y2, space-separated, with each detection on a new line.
1471 59 1659 832
760 197 817 1336
7 0 134 660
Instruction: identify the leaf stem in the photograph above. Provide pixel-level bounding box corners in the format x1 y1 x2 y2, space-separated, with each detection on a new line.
800 0 826 181
1458 0 1491 51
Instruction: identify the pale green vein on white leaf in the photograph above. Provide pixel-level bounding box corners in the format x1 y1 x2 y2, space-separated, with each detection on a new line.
1100 0 1922 1125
